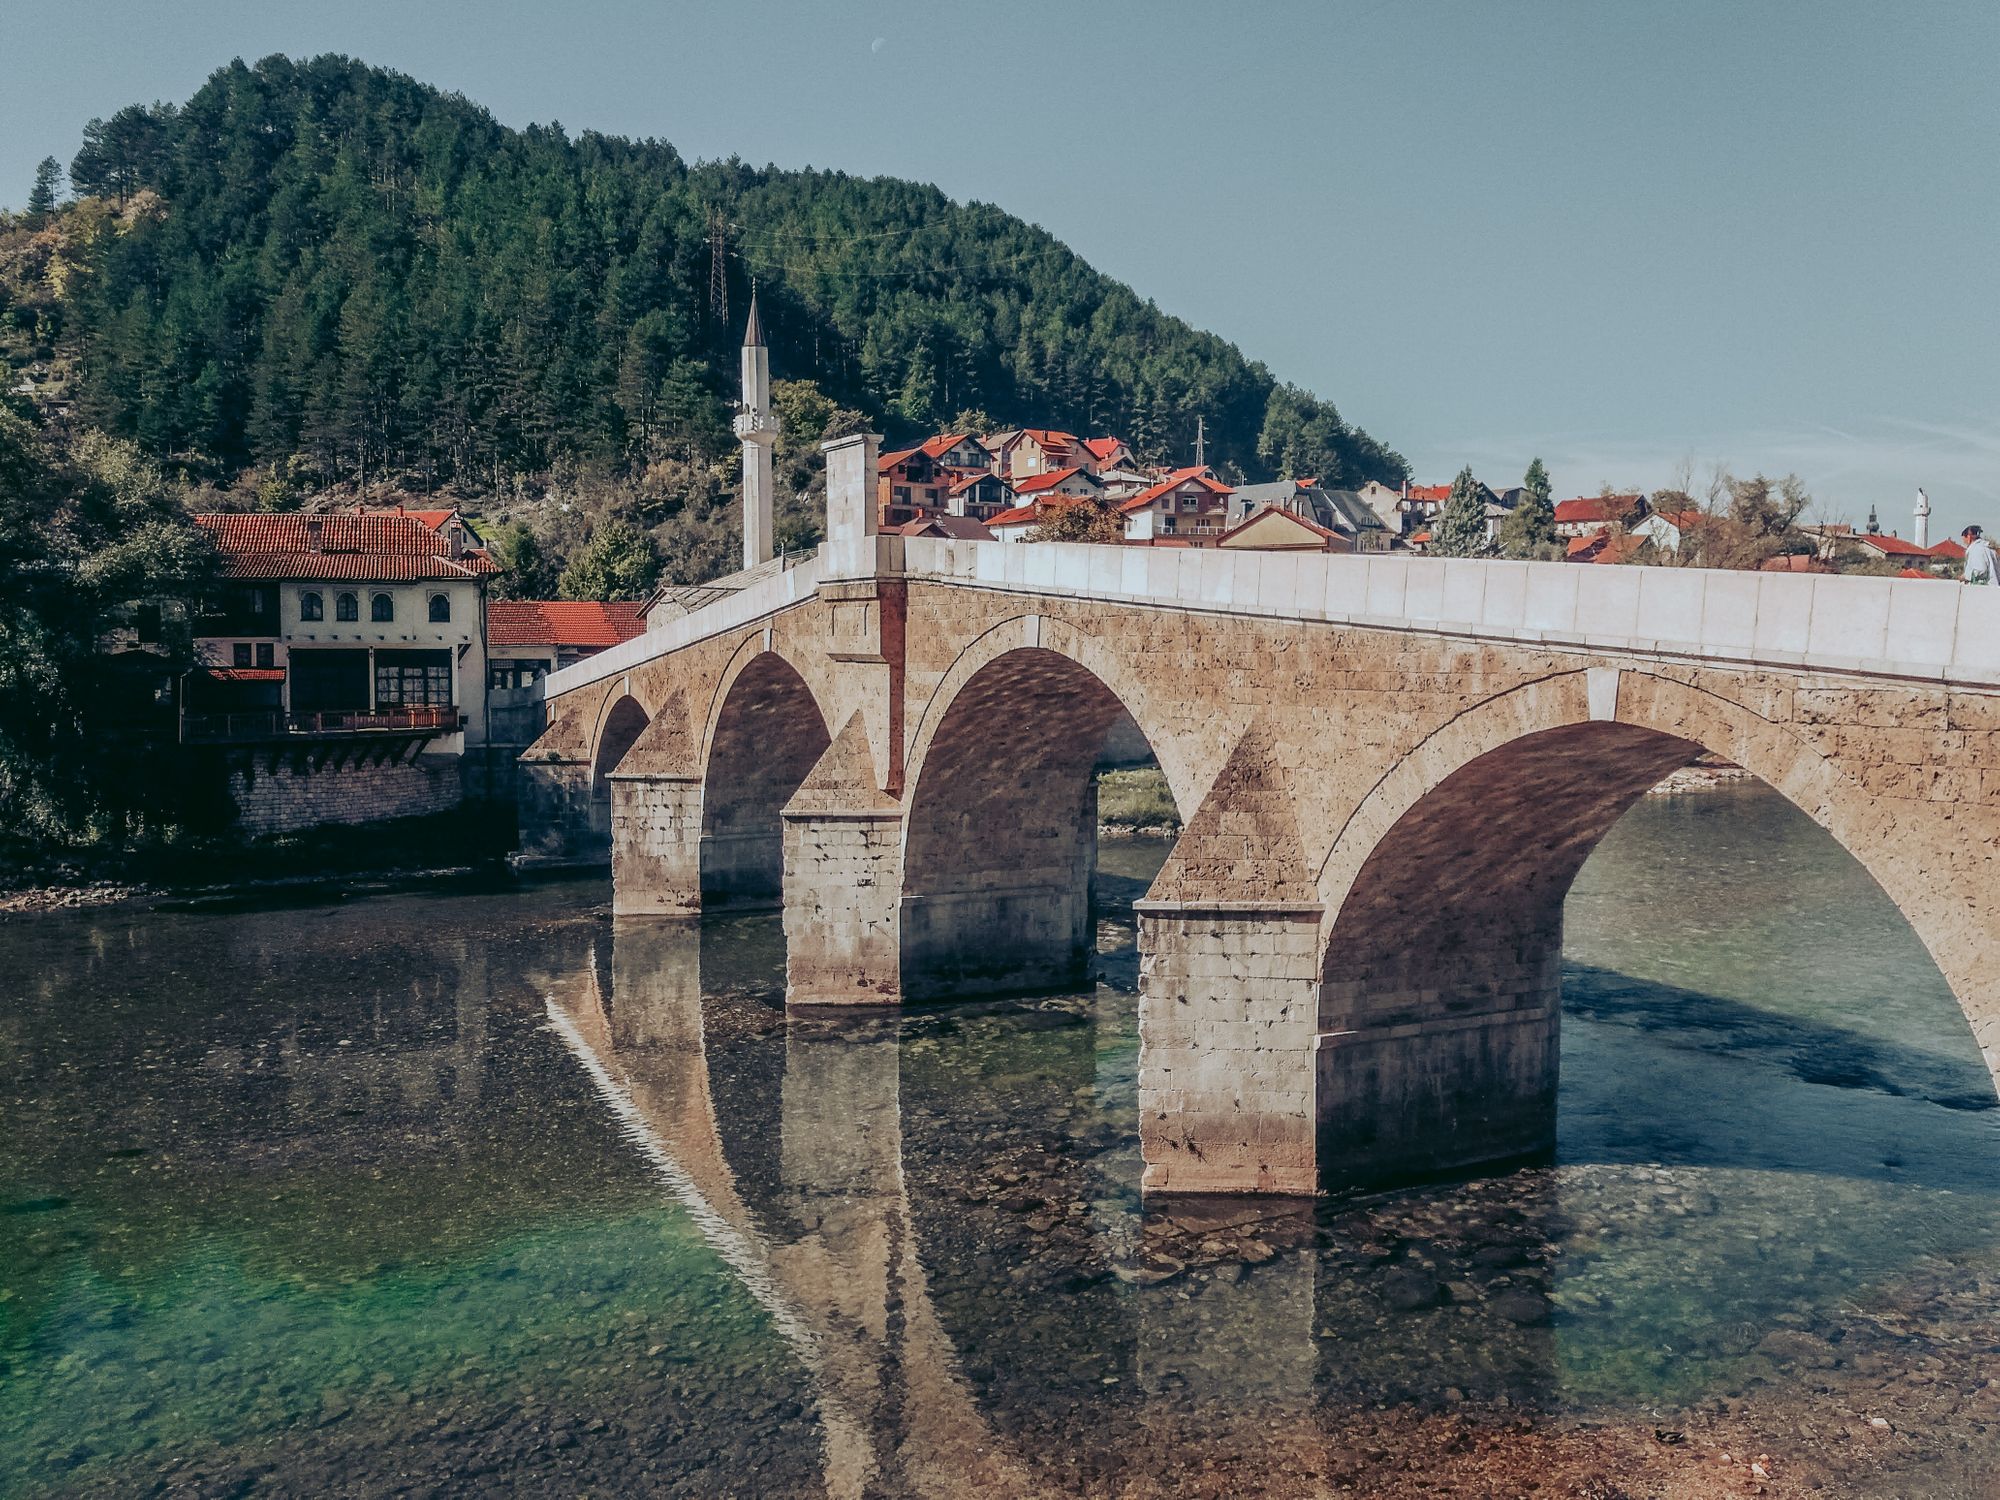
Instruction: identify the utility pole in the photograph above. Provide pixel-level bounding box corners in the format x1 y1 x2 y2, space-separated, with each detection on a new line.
707 207 728 329
1194 415 1206 470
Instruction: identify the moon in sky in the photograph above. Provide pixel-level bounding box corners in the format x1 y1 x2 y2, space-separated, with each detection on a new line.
870 37 886 54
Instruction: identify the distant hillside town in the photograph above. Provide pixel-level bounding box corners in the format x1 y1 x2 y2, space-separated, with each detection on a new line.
870 418 1973 581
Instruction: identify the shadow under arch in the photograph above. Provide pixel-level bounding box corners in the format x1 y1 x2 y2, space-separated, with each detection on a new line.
899 618 1182 1001
1312 666 2000 1191
589 693 651 843
698 646 834 907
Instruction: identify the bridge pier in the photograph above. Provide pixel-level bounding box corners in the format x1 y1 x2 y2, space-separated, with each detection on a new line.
1136 901 1323 1195
1315 934 1561 1192
609 772 704 916
781 715 906 1007
515 755 603 866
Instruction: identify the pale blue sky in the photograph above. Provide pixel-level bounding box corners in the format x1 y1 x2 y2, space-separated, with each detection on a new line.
3 0 1996 534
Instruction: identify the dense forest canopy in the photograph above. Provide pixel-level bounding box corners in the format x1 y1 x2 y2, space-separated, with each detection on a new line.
16 54 1405 496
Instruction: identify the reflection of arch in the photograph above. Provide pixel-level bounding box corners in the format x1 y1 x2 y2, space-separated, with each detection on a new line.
898 620 1179 999
699 646 834 905
1314 667 1998 1188
589 693 651 836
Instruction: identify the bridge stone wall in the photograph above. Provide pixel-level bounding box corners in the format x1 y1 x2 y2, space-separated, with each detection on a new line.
530 539 2000 1195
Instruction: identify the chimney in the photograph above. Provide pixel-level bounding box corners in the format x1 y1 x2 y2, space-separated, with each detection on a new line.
304 517 323 552
822 432 882 576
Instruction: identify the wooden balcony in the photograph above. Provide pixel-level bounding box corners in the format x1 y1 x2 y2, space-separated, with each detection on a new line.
181 706 461 744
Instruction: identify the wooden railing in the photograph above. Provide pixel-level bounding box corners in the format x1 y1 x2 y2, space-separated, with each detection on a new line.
181 706 460 743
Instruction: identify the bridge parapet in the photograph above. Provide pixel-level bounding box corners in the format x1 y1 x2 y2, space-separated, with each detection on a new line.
900 537 2000 689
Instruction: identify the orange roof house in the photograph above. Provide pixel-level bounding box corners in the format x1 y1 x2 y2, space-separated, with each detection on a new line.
1119 467 1234 545
487 600 646 681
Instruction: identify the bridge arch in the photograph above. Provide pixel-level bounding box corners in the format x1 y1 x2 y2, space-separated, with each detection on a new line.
589 690 652 839
898 614 1184 999
1312 666 2000 1190
698 641 836 906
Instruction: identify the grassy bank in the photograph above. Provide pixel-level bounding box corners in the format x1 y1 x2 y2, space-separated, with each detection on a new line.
1097 767 1179 833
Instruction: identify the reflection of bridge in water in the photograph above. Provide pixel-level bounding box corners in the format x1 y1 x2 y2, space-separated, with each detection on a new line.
540 920 1423 1496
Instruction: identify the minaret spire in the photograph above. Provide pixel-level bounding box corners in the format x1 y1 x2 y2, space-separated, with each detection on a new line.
1914 486 1931 550
734 285 779 569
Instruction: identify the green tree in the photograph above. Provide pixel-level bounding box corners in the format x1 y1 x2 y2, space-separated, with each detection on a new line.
41 56 1405 495
26 157 62 220
487 521 557 598
558 518 659 600
1028 498 1126 544
0 413 214 846
69 103 174 209
1431 466 1490 556
1497 456 1557 558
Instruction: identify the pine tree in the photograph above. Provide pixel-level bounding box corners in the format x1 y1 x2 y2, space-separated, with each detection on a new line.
1432 466 1490 556
1498 456 1558 558
26 157 62 220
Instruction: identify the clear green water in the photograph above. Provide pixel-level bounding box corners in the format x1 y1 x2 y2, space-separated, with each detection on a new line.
2 784 1996 1495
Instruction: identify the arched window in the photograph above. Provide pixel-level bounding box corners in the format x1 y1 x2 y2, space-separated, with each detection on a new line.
370 593 395 623
336 592 359 622
428 594 451 623
300 591 324 622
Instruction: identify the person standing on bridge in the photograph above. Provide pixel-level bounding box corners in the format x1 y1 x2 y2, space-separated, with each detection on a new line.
1962 525 1998 586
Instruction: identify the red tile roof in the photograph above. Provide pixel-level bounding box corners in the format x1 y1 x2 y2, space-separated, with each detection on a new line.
1930 538 1967 560
1118 466 1234 514
1897 568 1936 580
917 433 972 460
1555 496 1641 525
1019 428 1079 449
989 502 1043 528
195 512 499 580
1011 466 1097 496
947 471 1010 497
877 446 922 471
1759 553 1835 574
1081 436 1128 463
1404 484 1452 504
487 600 646 649
1856 533 1933 557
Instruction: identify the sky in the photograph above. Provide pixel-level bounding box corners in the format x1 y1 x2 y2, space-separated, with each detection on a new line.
3 0 1996 535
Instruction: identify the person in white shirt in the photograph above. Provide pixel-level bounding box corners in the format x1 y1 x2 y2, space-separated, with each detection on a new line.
1962 525 1998 586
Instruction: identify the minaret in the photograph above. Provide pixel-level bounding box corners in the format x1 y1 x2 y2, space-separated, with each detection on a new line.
733 290 779 569
1914 487 1931 550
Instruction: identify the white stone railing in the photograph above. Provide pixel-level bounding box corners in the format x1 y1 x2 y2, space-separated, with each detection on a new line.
543 536 2000 702
899 537 2000 688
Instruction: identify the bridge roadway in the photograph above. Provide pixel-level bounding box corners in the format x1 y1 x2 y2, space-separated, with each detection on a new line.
519 435 2000 1195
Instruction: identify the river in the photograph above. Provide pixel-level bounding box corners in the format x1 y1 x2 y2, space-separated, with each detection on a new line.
2 783 1997 1497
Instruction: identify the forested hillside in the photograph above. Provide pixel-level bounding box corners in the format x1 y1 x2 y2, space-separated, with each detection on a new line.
4 54 1404 505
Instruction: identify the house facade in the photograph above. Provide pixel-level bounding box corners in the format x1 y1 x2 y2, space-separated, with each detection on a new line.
187 511 500 753
1120 467 1235 544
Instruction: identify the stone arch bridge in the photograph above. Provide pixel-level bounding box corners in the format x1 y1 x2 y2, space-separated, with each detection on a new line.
520 436 2000 1196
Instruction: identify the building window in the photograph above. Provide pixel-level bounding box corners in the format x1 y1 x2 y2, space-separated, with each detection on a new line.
300 591 324 621
336 592 359 622
255 643 275 669
375 659 452 707
428 594 451 623
232 642 252 668
370 592 394 622
489 659 548 692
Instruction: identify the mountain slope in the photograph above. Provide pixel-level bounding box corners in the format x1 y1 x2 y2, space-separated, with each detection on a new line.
21 54 1404 494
